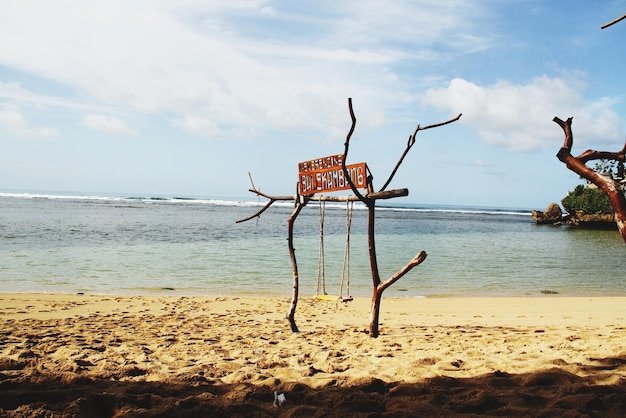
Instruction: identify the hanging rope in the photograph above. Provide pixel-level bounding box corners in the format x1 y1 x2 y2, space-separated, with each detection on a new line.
339 200 354 302
316 199 326 296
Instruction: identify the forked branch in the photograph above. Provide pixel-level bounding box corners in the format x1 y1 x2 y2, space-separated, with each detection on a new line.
341 98 367 202
341 99 461 197
235 197 278 224
378 251 427 292
235 178 295 223
380 113 462 192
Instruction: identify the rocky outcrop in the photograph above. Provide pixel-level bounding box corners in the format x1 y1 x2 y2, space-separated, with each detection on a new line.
567 210 617 230
533 203 617 230
532 203 563 224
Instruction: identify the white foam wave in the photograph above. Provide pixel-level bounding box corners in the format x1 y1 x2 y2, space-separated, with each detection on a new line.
0 191 531 216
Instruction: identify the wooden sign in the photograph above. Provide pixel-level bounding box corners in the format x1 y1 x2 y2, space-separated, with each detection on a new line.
298 154 367 195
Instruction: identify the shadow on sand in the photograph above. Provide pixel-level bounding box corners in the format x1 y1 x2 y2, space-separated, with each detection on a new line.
2 360 626 417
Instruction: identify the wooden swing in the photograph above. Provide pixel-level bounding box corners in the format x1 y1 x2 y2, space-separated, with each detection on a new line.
316 199 354 302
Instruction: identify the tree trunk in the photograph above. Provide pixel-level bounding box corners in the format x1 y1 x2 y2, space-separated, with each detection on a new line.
286 199 307 332
369 251 428 337
369 287 383 337
365 201 384 337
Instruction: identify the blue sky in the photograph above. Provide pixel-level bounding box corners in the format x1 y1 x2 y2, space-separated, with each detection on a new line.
0 1 625 208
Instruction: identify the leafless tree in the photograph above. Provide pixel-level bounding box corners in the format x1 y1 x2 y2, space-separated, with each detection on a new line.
341 98 460 337
238 99 461 337
553 117 626 242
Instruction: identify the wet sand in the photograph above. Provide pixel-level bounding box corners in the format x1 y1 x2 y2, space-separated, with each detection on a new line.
1 293 625 416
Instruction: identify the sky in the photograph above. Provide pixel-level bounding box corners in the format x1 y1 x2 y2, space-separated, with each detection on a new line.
0 1 625 209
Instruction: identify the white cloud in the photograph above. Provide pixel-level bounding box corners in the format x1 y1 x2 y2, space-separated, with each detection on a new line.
0 1 494 142
0 106 58 137
171 116 220 137
0 81 122 115
0 82 44 105
421 76 624 152
81 114 137 136
329 0 492 50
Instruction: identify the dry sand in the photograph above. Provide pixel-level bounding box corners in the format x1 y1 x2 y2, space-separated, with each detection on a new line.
1 293 625 417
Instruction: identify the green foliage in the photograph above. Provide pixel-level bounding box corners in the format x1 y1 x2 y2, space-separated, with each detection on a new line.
561 185 613 215
593 159 618 175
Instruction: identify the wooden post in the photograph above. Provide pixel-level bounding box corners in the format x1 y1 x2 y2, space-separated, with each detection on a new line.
286 198 307 332
366 200 383 337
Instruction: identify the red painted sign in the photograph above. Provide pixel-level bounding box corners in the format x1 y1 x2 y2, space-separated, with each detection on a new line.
298 155 367 195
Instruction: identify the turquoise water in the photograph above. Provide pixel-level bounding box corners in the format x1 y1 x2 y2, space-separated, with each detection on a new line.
0 192 624 297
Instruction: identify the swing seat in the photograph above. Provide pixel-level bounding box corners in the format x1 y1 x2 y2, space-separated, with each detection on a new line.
316 294 337 301
315 294 354 302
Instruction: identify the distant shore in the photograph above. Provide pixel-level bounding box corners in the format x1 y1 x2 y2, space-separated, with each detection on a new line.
1 293 626 416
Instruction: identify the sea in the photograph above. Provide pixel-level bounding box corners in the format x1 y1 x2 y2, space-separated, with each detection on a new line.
0 191 624 298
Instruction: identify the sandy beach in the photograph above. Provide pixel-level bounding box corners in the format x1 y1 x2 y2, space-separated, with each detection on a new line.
1 293 625 416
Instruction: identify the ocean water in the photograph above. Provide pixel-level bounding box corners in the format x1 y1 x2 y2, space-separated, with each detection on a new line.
0 192 624 298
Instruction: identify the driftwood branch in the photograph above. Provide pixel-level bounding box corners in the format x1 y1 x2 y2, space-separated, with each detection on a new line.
339 99 458 337
235 173 296 224
286 199 309 332
380 251 428 292
367 188 408 200
236 188 410 224
368 251 427 337
380 113 462 192
341 98 367 202
235 198 276 224
601 13 626 29
553 116 626 242
235 187 295 224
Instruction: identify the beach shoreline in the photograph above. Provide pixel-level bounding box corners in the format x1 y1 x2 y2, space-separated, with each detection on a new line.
2 293 626 416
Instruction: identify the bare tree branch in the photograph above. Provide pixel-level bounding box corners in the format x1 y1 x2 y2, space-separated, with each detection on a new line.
247 172 256 191
235 185 296 223
553 116 626 242
601 13 626 29
380 113 462 192
236 187 411 224
286 198 309 332
378 251 427 293
341 98 367 202
235 198 277 224
368 251 428 337
577 147 626 164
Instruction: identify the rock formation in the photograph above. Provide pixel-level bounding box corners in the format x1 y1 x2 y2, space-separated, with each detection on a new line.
533 202 617 230
532 202 563 224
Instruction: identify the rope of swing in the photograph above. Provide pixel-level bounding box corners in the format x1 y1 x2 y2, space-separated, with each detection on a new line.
316 199 326 295
340 200 353 300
